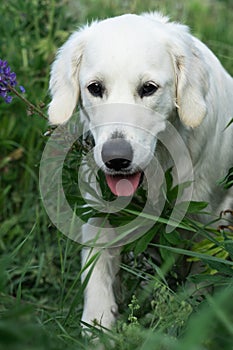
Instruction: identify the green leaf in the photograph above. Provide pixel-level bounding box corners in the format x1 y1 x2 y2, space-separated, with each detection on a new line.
225 117 233 129
188 273 228 285
163 230 182 245
165 167 173 192
223 237 233 260
133 225 160 256
159 234 176 263
187 201 209 213
218 167 233 189
151 243 233 267
205 260 233 276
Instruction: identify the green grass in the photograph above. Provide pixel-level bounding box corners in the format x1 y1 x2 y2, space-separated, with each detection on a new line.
0 0 233 349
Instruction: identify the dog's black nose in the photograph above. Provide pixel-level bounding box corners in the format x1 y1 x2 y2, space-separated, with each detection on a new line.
101 139 133 171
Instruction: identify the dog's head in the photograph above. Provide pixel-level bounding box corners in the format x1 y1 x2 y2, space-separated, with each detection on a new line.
48 13 209 196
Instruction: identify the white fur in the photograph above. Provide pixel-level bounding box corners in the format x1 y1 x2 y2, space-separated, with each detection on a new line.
48 13 233 329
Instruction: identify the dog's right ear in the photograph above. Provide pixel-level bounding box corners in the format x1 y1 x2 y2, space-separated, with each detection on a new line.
48 29 87 125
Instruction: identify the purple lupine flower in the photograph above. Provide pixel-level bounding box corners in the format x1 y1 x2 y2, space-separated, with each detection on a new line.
0 59 26 103
19 85 26 93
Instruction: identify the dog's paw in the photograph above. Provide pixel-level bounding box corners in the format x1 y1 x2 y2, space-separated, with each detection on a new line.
81 303 118 332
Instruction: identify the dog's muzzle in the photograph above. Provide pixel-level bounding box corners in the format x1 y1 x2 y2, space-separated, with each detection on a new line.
101 138 142 197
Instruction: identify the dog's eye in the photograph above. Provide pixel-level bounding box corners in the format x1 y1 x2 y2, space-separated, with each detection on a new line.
139 82 159 98
87 82 104 98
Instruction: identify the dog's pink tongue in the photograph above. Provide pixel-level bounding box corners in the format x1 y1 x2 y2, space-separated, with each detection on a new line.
106 173 141 197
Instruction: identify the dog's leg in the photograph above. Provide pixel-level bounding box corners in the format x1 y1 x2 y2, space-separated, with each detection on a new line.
81 217 120 330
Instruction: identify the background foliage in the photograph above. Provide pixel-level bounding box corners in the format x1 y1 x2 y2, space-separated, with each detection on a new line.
0 1 233 349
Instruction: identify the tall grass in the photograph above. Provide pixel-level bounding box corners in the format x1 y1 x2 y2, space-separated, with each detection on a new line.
0 0 233 349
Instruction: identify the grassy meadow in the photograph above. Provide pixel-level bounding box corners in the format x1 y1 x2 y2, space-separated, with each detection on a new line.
0 0 233 349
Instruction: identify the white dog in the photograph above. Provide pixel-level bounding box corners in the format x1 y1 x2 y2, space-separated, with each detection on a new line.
48 13 233 329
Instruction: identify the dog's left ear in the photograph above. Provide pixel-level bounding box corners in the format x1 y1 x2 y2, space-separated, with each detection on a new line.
169 35 210 128
48 29 87 125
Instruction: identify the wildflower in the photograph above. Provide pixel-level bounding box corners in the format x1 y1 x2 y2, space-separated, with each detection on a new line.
0 58 47 120
0 59 25 103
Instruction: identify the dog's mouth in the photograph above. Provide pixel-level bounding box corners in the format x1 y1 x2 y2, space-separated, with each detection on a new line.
105 172 143 197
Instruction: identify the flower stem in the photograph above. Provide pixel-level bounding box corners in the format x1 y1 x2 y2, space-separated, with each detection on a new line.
7 84 48 120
